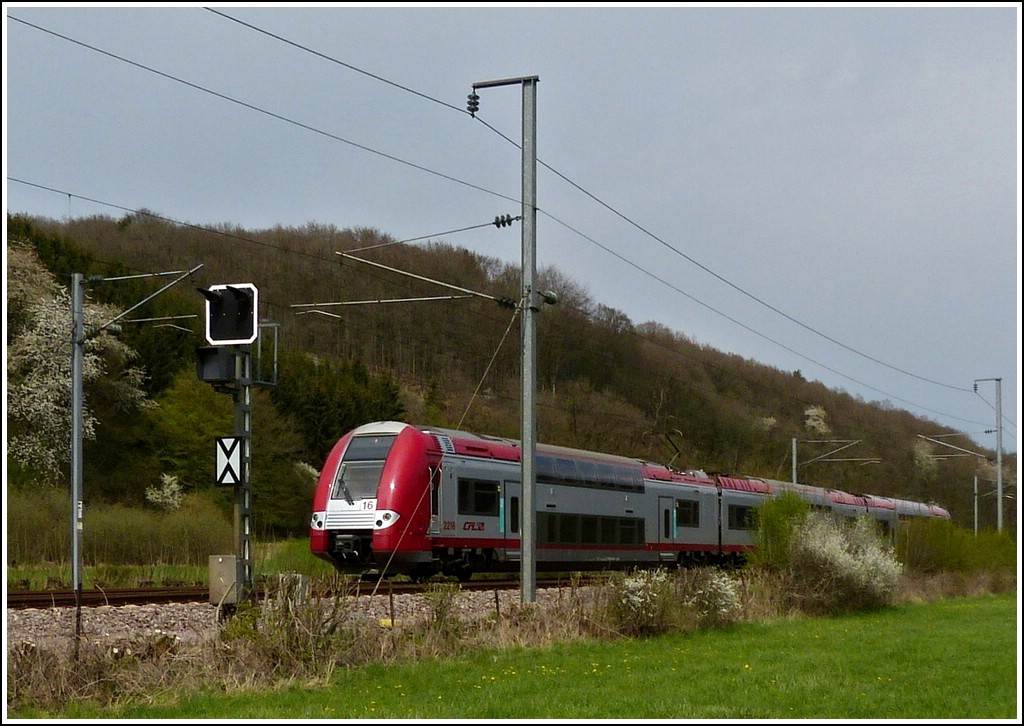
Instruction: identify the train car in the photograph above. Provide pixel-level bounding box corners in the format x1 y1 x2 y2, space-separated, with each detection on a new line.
310 421 949 580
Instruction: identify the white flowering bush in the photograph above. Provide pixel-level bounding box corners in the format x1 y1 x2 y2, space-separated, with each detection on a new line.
145 473 184 511
6 237 153 485
683 568 743 628
605 568 674 637
788 511 903 615
293 461 320 483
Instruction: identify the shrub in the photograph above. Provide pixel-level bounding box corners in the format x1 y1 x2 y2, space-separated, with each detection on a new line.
413 582 465 656
602 568 676 637
786 512 903 615
218 574 366 678
680 567 743 628
895 518 1017 574
6 488 232 570
145 473 184 511
748 492 809 571
5 487 69 565
160 493 234 565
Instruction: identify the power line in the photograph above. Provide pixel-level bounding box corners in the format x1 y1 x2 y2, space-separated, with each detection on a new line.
7 15 517 207
540 216 992 428
9 177 1001 435
204 8 467 115
8 15 997 427
200 9 978 396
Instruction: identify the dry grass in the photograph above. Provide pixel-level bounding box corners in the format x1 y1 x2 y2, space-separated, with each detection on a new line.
6 567 1016 716
896 568 1017 603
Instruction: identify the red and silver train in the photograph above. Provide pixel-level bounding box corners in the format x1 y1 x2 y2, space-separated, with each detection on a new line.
310 421 950 580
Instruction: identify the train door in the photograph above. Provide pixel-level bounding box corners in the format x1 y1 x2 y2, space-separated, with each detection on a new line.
428 465 442 535
503 478 521 562
658 496 676 562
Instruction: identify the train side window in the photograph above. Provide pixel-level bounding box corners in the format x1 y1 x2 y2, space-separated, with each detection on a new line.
613 467 644 493
555 458 580 486
581 515 598 544
457 478 500 517
509 496 520 534
596 464 618 489
576 460 601 487
536 455 557 483
600 516 618 544
613 467 634 489
541 511 558 544
663 508 672 539
728 504 758 531
619 517 642 544
559 514 580 544
676 499 700 528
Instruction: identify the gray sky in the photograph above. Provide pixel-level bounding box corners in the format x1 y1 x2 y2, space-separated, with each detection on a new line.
3 3 1020 458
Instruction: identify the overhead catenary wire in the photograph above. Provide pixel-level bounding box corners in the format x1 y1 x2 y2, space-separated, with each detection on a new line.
7 179 1000 434
334 251 509 305
199 10 984 397
22 183 981 467
10 11 973 399
7 15 1004 432
456 303 522 432
7 15 518 207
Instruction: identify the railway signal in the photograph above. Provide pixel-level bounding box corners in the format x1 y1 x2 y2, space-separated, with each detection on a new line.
195 283 262 610
198 283 258 345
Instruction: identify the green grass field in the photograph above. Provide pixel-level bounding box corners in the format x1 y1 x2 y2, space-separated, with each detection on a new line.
48 591 1017 720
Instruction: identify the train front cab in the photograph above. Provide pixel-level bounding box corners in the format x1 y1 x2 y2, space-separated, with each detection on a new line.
310 422 436 575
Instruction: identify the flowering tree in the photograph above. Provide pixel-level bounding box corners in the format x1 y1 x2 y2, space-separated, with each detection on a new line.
6 237 152 485
913 438 939 481
803 405 831 436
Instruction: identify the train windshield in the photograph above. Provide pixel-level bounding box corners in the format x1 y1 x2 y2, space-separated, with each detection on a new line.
331 434 397 502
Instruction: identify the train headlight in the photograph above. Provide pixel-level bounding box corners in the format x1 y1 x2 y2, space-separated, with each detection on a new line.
373 510 400 530
310 512 325 530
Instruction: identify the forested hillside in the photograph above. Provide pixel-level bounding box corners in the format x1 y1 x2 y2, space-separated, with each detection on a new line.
6 213 1014 536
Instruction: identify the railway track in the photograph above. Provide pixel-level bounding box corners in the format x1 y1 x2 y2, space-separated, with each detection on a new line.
6 576 587 610
7 586 211 609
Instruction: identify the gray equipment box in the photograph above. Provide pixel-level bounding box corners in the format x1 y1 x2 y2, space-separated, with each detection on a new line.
209 554 238 605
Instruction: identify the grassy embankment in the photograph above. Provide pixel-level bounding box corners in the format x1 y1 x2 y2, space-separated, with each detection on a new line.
24 591 1018 720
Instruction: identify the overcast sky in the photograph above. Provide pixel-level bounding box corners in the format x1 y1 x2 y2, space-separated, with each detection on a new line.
3 3 1020 458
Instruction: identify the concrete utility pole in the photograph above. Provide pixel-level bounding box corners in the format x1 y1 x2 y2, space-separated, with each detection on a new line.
974 476 978 536
70 274 85 656
70 265 202 656
472 75 539 604
974 378 1004 532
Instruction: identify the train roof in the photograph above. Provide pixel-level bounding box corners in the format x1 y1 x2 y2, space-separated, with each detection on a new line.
355 422 948 513
415 423 650 468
